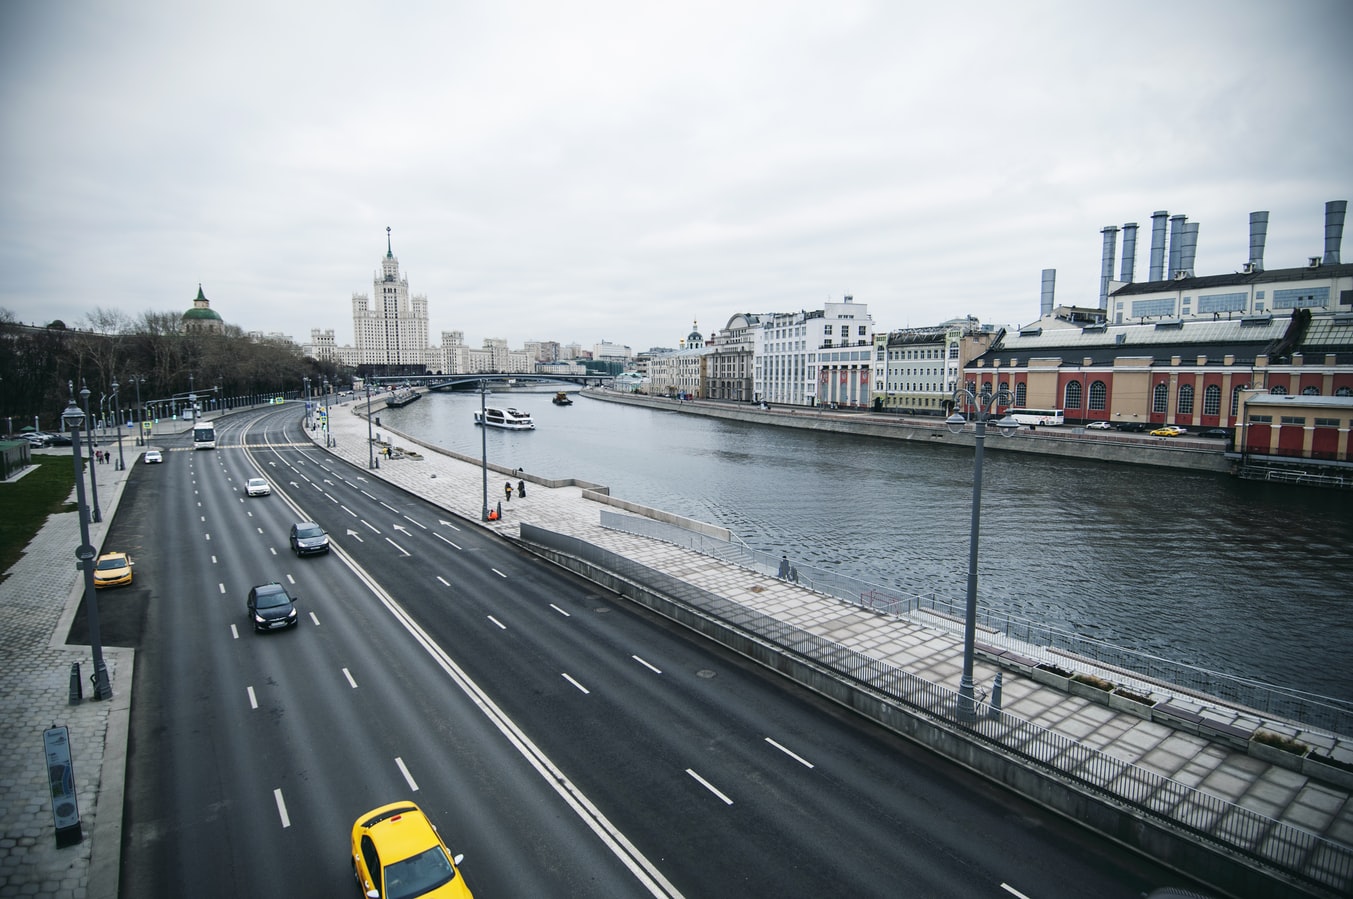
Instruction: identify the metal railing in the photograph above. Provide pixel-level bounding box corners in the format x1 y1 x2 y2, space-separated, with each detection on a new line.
599 510 1353 736
531 522 1353 894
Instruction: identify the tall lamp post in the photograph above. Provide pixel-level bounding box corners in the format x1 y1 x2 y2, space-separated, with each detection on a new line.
480 380 490 520
946 386 1018 721
111 379 126 470
366 383 378 469
303 377 312 429
132 376 145 446
64 383 113 700
80 383 102 523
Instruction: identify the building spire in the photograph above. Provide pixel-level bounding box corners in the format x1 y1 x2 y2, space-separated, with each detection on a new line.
386 226 393 258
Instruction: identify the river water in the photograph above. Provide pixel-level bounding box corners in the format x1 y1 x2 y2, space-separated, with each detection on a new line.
381 388 1353 704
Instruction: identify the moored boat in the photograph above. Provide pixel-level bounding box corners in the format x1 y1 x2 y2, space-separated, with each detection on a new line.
385 388 422 408
473 406 535 430
552 391 573 406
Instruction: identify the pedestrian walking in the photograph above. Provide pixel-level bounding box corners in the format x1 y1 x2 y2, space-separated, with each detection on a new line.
504 481 513 501
517 479 526 498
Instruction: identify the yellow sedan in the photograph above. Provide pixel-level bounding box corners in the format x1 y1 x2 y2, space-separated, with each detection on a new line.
93 551 133 588
351 802 474 899
1150 426 1183 437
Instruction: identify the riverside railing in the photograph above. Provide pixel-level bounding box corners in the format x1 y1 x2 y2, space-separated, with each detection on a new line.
533 522 1353 895
599 510 1353 737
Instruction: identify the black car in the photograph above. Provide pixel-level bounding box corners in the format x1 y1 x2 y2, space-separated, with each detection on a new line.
246 583 299 632
289 521 330 556
1199 428 1231 439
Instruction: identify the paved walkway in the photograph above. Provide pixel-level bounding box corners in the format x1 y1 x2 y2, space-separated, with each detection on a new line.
2 404 1350 898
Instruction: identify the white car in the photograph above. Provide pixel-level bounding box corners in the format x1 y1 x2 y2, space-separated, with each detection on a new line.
245 477 271 496
143 449 163 463
1085 421 1112 430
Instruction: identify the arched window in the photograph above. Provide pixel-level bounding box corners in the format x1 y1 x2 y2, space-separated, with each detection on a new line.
1015 382 1027 406
1178 384 1194 415
1231 385 1244 416
1153 382 1169 413
1302 386 1320 396
1089 380 1107 411
1065 381 1083 410
1337 386 1352 397
1271 385 1287 395
1203 384 1221 416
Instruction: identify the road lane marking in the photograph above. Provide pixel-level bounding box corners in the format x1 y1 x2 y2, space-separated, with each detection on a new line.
286 574 295 584
436 576 450 587
633 656 662 674
218 583 225 594
1001 885 1033 899
361 519 381 534
765 737 814 768
491 568 507 578
341 505 357 517
438 518 460 531
396 757 420 792
550 604 571 617
274 789 291 828
343 668 358 688
562 673 590 694
380 501 399 513
434 532 460 550
487 615 506 630
212 555 218 564
257 527 263 534
686 769 733 805
247 686 258 709
385 537 411 556
230 624 239 639
309 611 321 626
403 515 426 530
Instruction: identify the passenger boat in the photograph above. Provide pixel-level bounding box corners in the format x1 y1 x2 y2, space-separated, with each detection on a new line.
385 389 421 409
473 407 535 430
552 391 573 406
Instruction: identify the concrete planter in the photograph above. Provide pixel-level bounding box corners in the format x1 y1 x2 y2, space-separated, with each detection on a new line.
1068 679 1112 704
1031 666 1072 690
1302 755 1353 791
1108 689 1156 719
1248 737 1309 773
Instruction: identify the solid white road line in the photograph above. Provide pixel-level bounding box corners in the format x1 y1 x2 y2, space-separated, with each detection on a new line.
686 769 733 805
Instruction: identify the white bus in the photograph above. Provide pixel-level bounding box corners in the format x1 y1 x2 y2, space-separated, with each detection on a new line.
192 422 217 449
1007 408 1065 426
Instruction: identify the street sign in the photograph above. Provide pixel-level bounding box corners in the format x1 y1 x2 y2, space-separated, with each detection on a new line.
43 725 82 847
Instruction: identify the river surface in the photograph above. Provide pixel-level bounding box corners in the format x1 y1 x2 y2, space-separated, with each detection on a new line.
381 388 1353 704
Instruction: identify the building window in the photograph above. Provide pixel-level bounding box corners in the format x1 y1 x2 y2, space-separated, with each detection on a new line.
1250 414 1273 423
1014 383 1027 406
1302 386 1320 396
1271 385 1287 395
1314 417 1339 427
1178 384 1194 415
1280 416 1306 425
1337 387 1353 397
1153 383 1168 413
1064 381 1083 410
1203 384 1221 416
1089 380 1107 411
1231 385 1244 416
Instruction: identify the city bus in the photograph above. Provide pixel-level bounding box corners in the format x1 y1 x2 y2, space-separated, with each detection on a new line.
1006 408 1065 426
192 421 217 449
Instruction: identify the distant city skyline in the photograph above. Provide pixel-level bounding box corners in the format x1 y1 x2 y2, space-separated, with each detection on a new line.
2 2 1349 350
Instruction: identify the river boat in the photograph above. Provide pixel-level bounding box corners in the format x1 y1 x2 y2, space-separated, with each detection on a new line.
385 389 421 409
474 406 535 430
552 391 573 406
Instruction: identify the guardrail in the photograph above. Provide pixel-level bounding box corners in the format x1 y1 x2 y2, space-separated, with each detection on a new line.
599 509 1353 737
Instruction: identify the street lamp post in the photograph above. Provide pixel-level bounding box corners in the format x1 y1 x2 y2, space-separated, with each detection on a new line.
132 376 145 446
303 377 312 429
80 383 102 523
480 380 490 520
366 383 378 469
946 386 1018 721
64 383 112 700
111 379 125 470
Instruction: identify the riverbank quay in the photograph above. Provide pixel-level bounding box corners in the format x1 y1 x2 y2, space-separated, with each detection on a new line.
334 402 1351 897
583 387 1234 474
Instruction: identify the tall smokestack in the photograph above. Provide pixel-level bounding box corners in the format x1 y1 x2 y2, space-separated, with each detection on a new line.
1248 211 1269 272
1168 214 1187 277
1041 268 1056 316
1150 210 1168 280
1324 200 1347 265
1120 222 1138 283
1180 222 1199 277
1099 226 1118 308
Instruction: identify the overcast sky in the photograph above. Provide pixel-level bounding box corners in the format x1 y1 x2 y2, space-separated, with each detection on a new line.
2 1 1349 353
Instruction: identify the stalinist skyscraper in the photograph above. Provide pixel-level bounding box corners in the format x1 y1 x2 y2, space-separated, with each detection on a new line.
352 228 430 372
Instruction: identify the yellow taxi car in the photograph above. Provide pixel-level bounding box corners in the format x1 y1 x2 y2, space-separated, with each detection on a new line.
1150 425 1184 437
351 802 474 899
93 551 133 588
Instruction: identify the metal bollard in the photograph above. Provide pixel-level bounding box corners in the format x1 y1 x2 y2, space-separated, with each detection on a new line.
69 661 83 704
987 672 1003 718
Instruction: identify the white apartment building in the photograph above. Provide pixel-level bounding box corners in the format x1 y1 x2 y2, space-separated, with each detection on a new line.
351 230 429 370
873 317 997 414
754 296 874 407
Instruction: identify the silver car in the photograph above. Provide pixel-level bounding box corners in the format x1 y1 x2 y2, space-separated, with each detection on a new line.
245 477 271 496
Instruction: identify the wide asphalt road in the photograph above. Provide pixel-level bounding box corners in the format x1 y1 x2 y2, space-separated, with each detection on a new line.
78 405 1191 898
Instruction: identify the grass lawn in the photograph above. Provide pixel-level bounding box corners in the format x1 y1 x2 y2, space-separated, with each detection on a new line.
0 455 77 583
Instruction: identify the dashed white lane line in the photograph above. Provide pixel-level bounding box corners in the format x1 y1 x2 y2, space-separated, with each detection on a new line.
435 532 460 550
247 686 258 709
437 576 451 587
765 737 814 768
487 615 506 630
562 673 590 694
550 604 571 617
686 769 733 805
491 568 507 578
274 789 291 828
396 757 420 792
633 656 662 674
343 668 358 689
1000 884 1033 899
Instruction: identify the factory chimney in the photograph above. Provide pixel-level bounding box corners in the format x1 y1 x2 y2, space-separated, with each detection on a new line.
1324 200 1347 265
1040 269 1056 316
1099 226 1118 309
1179 222 1199 277
1168 214 1187 278
1149 211 1168 281
1119 222 1138 283
1247 211 1269 273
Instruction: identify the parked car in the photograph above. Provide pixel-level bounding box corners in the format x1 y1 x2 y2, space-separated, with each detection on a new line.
1199 428 1231 439
1085 421 1112 430
143 449 163 464
93 551 133 589
351 802 474 899
45 433 72 446
289 521 330 556
1114 421 1150 433
245 477 271 496
246 583 299 631
1150 426 1184 437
